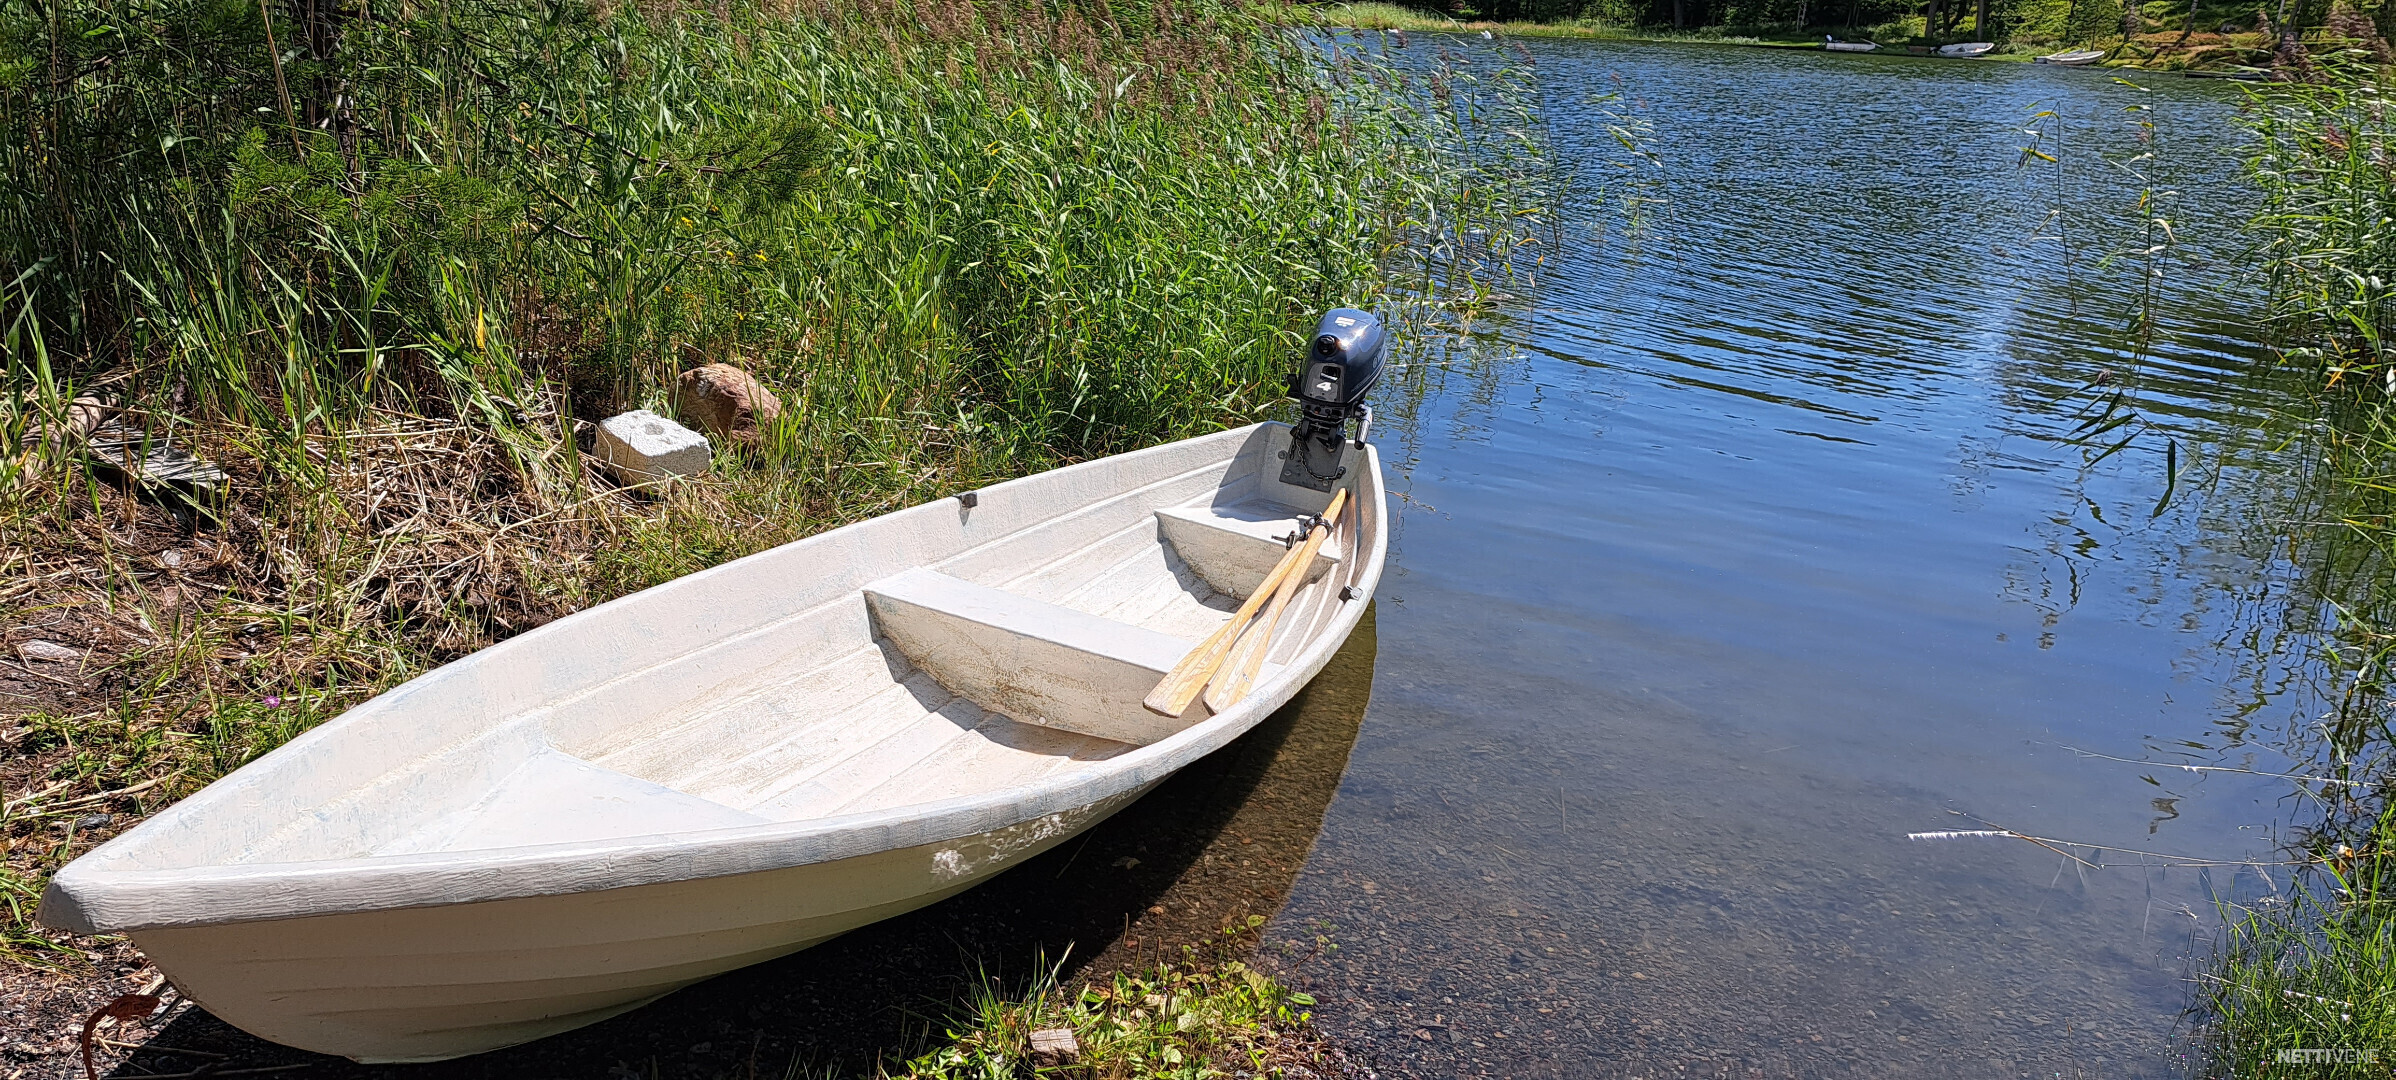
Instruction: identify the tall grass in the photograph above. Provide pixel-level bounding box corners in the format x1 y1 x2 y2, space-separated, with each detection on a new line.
2238 59 2396 722
2 0 1521 460
2207 799 2396 1078
2198 57 2396 1074
0 0 1548 966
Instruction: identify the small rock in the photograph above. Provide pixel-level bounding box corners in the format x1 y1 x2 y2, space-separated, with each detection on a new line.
74 813 112 830
20 640 81 662
594 409 712 485
1028 1027 1080 1068
674 363 782 443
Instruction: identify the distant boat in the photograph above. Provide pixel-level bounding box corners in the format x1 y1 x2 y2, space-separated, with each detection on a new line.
1825 36 1878 51
2036 48 2106 65
1938 41 1996 57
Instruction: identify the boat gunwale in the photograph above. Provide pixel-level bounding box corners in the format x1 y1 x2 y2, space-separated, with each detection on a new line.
40 432 1389 935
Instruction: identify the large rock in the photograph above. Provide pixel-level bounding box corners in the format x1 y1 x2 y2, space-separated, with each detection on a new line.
595 409 711 485
674 363 782 443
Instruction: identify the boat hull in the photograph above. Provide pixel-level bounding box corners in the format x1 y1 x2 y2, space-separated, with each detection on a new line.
135 788 1145 1063
46 421 1389 1062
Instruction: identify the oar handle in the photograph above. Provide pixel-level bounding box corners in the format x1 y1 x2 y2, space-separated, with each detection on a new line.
1143 488 1348 718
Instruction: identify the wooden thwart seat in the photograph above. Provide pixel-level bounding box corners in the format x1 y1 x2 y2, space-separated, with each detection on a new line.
1154 502 1342 600
865 568 1232 745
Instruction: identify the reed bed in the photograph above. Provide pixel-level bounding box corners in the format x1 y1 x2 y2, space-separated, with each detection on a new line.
2192 58 2396 1075
0 0 1548 970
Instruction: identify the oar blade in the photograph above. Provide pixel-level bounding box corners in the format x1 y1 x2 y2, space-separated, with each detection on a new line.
1143 629 1233 717
1168 489 1350 717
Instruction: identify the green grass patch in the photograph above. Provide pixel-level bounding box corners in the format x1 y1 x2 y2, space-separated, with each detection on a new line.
889 920 1345 1080
2206 800 2396 1077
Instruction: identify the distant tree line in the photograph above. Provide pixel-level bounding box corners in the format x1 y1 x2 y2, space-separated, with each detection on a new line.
1404 0 2179 37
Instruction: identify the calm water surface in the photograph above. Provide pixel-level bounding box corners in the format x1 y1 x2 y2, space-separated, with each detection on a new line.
1266 39 2306 1080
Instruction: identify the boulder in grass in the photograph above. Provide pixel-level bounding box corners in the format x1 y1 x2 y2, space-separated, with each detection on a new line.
674 363 782 443
595 409 711 485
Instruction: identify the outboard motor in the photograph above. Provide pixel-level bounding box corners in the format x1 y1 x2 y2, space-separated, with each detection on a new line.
1279 308 1383 492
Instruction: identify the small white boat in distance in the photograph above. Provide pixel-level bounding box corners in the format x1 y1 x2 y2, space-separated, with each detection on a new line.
40 378 1388 1057
1825 36 1878 51
2037 48 2106 65
1938 41 1995 57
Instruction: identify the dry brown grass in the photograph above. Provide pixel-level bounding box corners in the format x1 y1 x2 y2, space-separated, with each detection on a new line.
0 388 881 971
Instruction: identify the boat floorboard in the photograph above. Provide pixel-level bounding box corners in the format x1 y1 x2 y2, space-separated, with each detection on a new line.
370 490 1314 856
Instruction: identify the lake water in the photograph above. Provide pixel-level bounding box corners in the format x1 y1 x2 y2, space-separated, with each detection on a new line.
1259 37 2311 1080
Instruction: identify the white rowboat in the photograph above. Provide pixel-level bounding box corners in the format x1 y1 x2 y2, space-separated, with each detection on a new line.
1824 38 1878 51
1937 41 1995 57
39 421 1386 1062
2037 48 2106 65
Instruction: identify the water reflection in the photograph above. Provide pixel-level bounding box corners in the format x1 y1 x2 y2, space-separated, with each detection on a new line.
113 611 1379 1078
1271 37 2299 1080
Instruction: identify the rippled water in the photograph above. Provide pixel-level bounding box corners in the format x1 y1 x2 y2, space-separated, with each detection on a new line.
1263 39 2311 1080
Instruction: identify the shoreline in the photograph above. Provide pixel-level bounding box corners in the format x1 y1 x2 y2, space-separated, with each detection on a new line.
1304 3 2286 73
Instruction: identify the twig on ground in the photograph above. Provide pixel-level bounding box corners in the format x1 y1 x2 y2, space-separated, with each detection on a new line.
10 773 183 820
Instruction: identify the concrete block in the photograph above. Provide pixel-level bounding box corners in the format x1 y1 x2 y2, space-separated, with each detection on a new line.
595 409 711 483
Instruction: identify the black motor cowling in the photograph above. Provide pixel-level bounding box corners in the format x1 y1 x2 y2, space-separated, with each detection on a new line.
1279 308 1383 492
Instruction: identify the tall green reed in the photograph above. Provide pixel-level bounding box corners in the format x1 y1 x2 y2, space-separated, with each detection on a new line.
1 0 1542 468
2193 56 2396 1075
2233 56 2396 746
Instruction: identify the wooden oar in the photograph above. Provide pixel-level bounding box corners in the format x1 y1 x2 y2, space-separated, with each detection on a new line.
1142 487 1348 719
1204 489 1349 714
